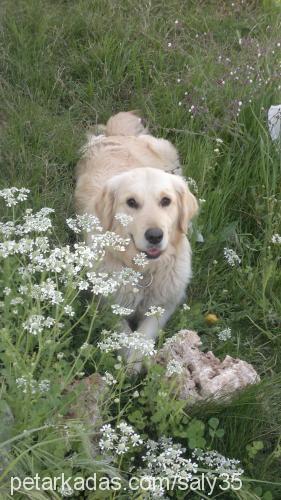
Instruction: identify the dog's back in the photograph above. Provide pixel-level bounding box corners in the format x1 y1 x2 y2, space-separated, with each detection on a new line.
75 111 181 215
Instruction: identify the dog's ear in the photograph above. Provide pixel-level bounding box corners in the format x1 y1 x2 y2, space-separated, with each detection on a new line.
173 176 199 233
95 181 116 231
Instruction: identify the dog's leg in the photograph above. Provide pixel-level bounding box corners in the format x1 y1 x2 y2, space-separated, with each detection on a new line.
125 304 177 372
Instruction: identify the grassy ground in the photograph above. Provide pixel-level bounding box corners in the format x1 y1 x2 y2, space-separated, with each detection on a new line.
1 0 281 498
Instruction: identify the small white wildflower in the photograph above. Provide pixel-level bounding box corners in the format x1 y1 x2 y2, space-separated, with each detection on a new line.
31 278 63 305
16 376 35 394
22 315 55 335
272 233 281 244
10 297 24 305
216 138 223 143
23 315 47 335
223 247 241 267
64 305 75 317
59 485 74 497
114 212 133 227
111 304 134 316
166 359 184 377
98 330 156 357
187 177 198 193
77 280 89 291
133 390 139 398
87 272 119 296
0 187 30 207
80 342 90 351
19 208 54 234
16 376 50 394
3 287 11 296
102 371 117 386
38 379 51 393
145 306 165 318
99 421 142 456
182 304 190 311
217 327 232 341
193 449 244 477
57 352 64 360
66 213 102 233
133 252 149 267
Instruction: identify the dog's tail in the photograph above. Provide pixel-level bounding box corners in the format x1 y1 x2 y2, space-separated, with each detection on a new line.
105 111 148 136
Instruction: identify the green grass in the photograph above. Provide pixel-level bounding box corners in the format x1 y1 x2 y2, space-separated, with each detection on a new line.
0 0 281 498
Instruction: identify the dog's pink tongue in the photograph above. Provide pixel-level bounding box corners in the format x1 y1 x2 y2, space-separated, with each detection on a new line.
146 248 161 257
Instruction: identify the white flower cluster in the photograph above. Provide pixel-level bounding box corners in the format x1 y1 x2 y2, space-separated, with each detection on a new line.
0 214 143 303
113 267 142 287
10 297 24 305
64 305 75 317
21 208 54 234
162 331 186 349
165 359 184 377
99 422 143 455
30 279 64 305
0 236 48 259
217 327 232 341
111 304 134 316
90 231 130 252
16 376 50 394
133 252 149 268
59 485 74 497
87 272 121 296
23 315 55 335
145 306 165 318
0 187 30 207
223 247 241 267
98 330 156 357
141 437 198 481
0 221 17 238
186 177 198 194
272 233 281 244
102 371 117 386
114 212 133 227
0 208 54 238
192 449 244 477
135 439 244 498
66 214 102 233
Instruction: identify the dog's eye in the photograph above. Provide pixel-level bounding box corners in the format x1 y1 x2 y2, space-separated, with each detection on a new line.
160 197 171 207
127 198 139 209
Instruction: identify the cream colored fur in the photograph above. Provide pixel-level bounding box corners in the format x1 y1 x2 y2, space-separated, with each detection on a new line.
75 111 198 371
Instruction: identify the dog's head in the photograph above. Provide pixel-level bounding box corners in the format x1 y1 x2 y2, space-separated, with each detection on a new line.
95 167 198 264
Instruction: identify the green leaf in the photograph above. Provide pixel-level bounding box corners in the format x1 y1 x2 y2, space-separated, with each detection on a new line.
253 440 264 450
263 492 273 500
216 428 225 438
208 417 219 429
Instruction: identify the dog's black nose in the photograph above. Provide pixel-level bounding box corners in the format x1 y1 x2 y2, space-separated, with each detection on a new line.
145 228 163 244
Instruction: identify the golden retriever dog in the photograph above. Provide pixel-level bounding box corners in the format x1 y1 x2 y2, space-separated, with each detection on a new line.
75 111 198 370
